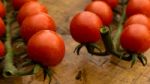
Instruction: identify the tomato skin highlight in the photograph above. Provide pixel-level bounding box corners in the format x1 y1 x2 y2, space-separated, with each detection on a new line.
12 0 38 10
85 1 113 25
92 0 118 9
0 41 5 57
70 11 103 43
120 24 150 53
20 13 56 41
27 30 65 67
0 1 5 18
0 17 5 37
124 14 150 30
17 1 48 25
126 0 150 17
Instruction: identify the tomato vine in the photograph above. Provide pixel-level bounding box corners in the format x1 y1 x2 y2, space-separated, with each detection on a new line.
72 0 149 67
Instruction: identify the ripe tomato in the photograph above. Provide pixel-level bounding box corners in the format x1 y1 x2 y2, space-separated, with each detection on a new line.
124 14 150 30
17 1 48 25
0 17 5 37
0 41 5 57
126 0 150 17
0 1 5 18
85 1 113 25
92 0 118 9
70 11 103 43
20 13 56 41
120 24 150 53
27 30 65 67
12 0 38 10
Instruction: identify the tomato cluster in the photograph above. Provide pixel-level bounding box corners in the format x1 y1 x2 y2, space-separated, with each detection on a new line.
120 0 150 53
70 0 150 66
12 0 65 67
0 0 66 80
126 0 150 17
70 0 115 43
0 1 5 58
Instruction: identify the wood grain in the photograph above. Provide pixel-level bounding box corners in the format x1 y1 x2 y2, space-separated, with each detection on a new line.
1 0 150 84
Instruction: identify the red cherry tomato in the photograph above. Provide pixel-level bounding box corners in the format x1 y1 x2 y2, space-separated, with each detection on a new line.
70 11 103 43
85 1 113 25
120 24 150 53
126 0 150 17
0 41 5 57
17 1 48 25
12 0 38 10
0 17 5 37
124 14 150 30
20 13 56 41
0 1 5 18
27 30 65 67
92 0 119 9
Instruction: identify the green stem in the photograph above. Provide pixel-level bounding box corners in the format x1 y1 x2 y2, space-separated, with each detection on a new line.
85 43 109 56
16 64 41 76
86 45 109 56
3 0 39 77
3 0 18 77
138 54 147 66
100 26 114 52
113 6 126 51
100 27 132 61
130 54 138 68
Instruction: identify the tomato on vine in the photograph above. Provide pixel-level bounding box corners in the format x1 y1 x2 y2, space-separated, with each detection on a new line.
92 0 118 9
27 30 65 67
12 0 38 10
0 17 5 37
20 13 56 41
17 1 48 25
0 40 5 57
120 24 150 53
124 14 150 30
0 1 5 18
70 11 103 43
85 1 113 25
126 0 150 17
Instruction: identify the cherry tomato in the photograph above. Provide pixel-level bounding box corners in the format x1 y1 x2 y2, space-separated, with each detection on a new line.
70 11 103 43
126 0 150 17
0 17 5 37
12 0 38 10
0 41 5 57
92 0 119 9
27 30 65 67
85 1 113 25
17 1 48 25
0 1 5 18
120 24 150 53
20 13 56 41
124 14 150 30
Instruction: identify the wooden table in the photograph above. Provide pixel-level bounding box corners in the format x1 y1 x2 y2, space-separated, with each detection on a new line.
1 0 150 84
